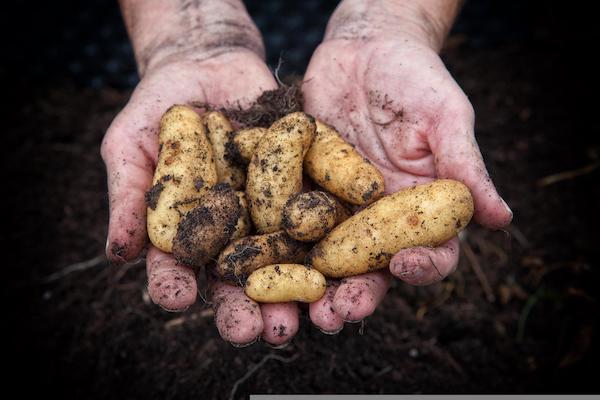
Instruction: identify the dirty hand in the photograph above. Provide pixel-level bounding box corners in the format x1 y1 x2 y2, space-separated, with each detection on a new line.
303 0 513 332
102 0 300 347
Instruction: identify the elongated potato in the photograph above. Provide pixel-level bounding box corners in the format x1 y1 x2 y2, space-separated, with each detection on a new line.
216 231 309 283
246 112 315 233
146 105 218 253
203 111 246 189
231 191 251 240
225 127 267 165
172 183 241 267
304 121 385 205
282 191 350 242
245 264 326 303
307 179 474 277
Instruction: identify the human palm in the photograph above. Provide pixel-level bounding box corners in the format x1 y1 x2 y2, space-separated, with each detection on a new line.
302 37 512 331
101 51 302 346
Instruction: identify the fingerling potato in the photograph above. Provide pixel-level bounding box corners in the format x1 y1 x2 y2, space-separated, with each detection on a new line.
304 121 385 205
246 112 315 233
225 127 267 165
282 191 350 242
146 105 218 253
203 111 246 189
307 179 474 277
244 264 326 303
216 231 309 284
172 183 241 267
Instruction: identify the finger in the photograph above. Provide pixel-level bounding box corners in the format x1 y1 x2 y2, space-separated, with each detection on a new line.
209 274 263 346
101 115 157 263
260 303 300 347
146 246 197 311
309 281 344 334
389 237 459 286
432 107 512 229
332 271 391 322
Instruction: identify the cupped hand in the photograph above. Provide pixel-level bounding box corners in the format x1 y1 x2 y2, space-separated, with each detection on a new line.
101 51 299 347
303 36 512 333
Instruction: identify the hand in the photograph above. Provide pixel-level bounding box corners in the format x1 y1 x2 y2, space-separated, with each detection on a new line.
101 51 301 346
303 21 512 332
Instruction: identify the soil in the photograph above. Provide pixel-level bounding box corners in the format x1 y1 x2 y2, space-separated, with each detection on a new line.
4 9 600 400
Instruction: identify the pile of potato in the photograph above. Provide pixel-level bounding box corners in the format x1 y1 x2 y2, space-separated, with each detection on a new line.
145 105 474 304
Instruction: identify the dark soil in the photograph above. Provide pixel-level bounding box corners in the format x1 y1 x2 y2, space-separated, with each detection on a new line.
196 80 304 129
4 7 600 400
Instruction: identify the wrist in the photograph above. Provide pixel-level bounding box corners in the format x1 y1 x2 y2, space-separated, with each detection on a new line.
120 0 265 76
325 0 462 51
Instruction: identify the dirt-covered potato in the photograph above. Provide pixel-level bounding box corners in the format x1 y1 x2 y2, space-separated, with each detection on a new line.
172 183 241 267
304 121 385 205
226 127 267 165
216 231 309 284
203 111 245 189
231 191 251 240
282 191 350 242
244 264 326 303
146 105 218 253
307 179 474 277
246 112 315 233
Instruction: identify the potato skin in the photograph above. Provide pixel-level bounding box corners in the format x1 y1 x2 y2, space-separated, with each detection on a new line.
146 105 218 253
282 191 350 242
230 191 251 240
226 127 267 165
244 264 326 303
307 179 474 277
216 231 309 284
203 111 246 190
246 112 315 233
304 121 385 205
172 183 241 267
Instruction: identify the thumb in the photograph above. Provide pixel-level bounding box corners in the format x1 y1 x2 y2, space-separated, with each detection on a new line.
431 104 512 229
100 107 158 263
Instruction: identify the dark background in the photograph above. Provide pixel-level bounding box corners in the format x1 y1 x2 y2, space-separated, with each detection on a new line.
3 0 599 398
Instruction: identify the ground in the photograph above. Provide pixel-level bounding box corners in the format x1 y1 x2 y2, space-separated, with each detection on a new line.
4 7 599 400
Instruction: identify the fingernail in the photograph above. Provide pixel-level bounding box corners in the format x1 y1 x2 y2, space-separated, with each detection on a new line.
265 340 291 349
501 198 514 221
318 326 343 335
230 337 258 348
157 304 189 313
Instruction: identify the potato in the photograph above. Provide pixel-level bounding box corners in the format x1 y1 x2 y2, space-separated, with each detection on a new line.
225 127 267 165
146 105 218 253
282 191 350 242
172 183 241 267
216 231 309 284
244 264 326 303
203 111 246 189
230 191 251 240
304 121 385 205
307 179 474 277
246 112 315 233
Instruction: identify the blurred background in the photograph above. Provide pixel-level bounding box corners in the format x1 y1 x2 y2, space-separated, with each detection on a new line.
2 0 599 398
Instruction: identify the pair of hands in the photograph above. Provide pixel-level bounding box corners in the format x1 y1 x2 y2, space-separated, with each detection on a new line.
101 32 512 346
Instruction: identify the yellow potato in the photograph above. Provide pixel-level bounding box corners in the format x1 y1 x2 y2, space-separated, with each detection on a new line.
203 111 245 189
172 183 241 267
146 105 218 253
226 127 267 165
246 112 315 233
307 179 474 277
304 121 385 205
244 264 326 303
230 191 251 240
282 191 350 242
216 231 309 284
